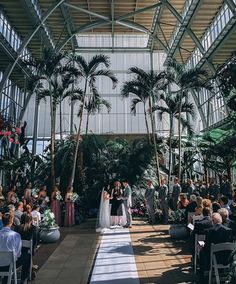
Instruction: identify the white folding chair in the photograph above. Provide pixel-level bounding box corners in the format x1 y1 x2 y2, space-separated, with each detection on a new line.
194 234 205 275
0 251 17 284
22 239 33 281
209 242 236 284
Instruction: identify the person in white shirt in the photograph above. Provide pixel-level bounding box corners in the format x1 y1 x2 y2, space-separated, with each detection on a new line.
0 212 30 284
31 205 41 227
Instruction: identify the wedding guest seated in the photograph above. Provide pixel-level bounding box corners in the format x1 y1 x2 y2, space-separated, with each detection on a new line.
0 185 5 202
212 202 221 213
23 182 32 205
0 212 3 230
192 207 213 235
196 196 203 208
177 193 189 209
219 196 231 213
15 202 24 222
199 213 232 279
7 204 20 230
31 205 41 227
19 213 38 252
185 194 197 213
202 198 212 208
218 208 236 239
7 185 17 205
0 212 31 284
38 185 47 203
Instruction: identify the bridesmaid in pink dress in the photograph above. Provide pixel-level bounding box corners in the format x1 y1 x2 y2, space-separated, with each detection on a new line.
64 185 75 227
50 185 61 226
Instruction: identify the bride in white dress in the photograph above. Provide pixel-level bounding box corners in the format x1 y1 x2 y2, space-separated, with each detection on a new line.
96 188 111 232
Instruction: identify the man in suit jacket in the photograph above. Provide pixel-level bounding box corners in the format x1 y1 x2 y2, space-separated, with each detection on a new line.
199 213 232 274
171 177 181 211
158 177 169 224
122 179 132 228
193 207 213 235
145 180 155 224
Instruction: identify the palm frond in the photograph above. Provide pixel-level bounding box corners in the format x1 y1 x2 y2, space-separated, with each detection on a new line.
130 98 142 115
91 69 118 88
87 54 110 73
129 67 149 81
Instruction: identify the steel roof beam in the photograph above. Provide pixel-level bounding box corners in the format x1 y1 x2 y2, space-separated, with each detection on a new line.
111 0 115 51
63 3 168 52
225 0 236 16
161 0 200 61
148 5 163 52
74 47 150 52
60 3 78 50
0 0 65 96
20 0 54 49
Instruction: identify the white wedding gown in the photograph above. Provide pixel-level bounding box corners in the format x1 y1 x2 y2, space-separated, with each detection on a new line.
96 194 111 232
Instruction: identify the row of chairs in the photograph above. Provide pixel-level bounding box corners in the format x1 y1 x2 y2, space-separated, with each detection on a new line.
0 239 33 284
194 234 236 284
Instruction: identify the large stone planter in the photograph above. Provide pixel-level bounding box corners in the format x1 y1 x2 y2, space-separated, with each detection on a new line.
40 227 60 243
169 224 188 240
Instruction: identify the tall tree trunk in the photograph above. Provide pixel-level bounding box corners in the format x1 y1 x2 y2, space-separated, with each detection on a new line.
50 91 56 189
70 79 87 186
85 112 90 135
148 96 160 186
168 115 173 189
59 100 63 141
144 104 151 144
178 90 183 181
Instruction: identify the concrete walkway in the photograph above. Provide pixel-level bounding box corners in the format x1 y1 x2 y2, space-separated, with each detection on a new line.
32 220 193 284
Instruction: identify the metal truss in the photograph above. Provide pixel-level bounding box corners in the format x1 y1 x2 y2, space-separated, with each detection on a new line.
0 0 65 97
60 2 78 50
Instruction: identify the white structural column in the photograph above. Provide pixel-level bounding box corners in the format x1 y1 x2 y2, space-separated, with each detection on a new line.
90 228 139 284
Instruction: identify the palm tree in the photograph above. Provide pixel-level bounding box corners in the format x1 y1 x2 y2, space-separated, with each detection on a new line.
166 59 212 180
25 48 79 188
85 94 111 135
69 54 118 186
121 67 168 185
152 92 195 187
121 81 151 144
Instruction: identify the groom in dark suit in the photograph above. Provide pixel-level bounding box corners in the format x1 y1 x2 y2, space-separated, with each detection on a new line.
122 179 132 228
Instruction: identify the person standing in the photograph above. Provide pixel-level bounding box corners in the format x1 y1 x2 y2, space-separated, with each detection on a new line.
122 179 132 228
208 178 220 200
187 179 195 198
51 184 62 226
110 182 123 226
220 175 232 197
158 177 169 224
64 185 75 227
145 180 155 224
171 177 181 211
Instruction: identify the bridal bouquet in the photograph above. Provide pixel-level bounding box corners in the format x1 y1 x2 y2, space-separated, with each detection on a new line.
32 188 39 198
71 192 79 202
55 192 63 201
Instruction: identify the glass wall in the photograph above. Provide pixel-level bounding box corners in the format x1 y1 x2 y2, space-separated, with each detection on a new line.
23 49 167 138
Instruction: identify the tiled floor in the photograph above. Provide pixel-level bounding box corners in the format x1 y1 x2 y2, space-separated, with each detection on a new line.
32 219 193 284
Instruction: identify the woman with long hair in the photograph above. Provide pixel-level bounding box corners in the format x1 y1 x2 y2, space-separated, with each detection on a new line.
64 185 75 227
51 184 61 226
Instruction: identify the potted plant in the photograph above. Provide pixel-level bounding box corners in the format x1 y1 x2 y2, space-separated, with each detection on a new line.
40 209 60 243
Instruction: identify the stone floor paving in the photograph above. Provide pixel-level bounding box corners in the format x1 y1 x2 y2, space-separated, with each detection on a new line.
32 219 193 284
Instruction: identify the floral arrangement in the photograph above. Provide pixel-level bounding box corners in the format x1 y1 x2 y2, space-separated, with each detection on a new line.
168 209 186 223
71 192 79 202
41 209 58 229
55 192 63 201
32 188 39 198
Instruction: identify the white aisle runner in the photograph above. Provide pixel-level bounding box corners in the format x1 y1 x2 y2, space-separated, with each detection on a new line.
90 228 140 284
